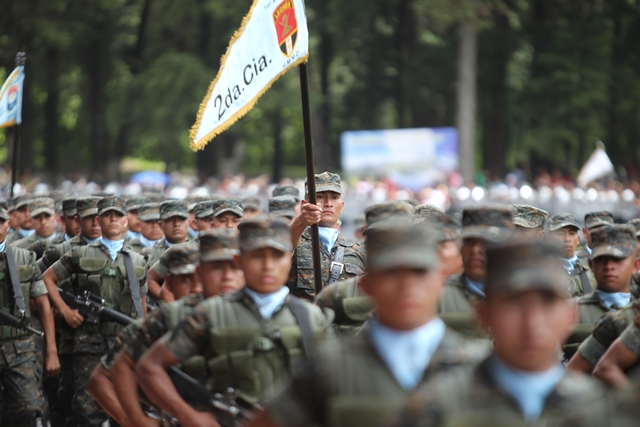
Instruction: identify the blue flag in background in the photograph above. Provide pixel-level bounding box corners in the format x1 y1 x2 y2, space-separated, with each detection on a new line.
0 66 25 128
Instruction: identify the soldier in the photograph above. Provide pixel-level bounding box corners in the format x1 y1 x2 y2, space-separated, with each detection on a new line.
626 218 640 297
185 194 209 239
0 200 60 426
577 211 614 267
12 198 59 259
42 196 148 427
141 200 190 273
390 240 608 427
124 195 149 241
28 197 79 262
212 198 244 229
269 195 297 220
7 197 19 235
135 215 332 427
243 196 263 218
547 213 596 296
246 218 484 427
512 204 547 240
272 184 301 215
127 203 164 253
353 215 366 241
191 200 216 232
6 194 35 245
565 224 638 364
414 204 462 277
288 172 366 300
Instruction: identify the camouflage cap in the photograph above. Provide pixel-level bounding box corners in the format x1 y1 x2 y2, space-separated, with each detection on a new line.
627 218 640 237
29 197 55 217
7 197 15 213
164 243 199 275
486 240 569 297
590 224 637 260
15 194 33 210
0 201 9 221
242 196 262 212
238 215 291 253
160 200 189 220
76 196 101 218
414 204 445 222
268 196 296 219
213 199 244 218
365 217 438 270
138 203 161 221
272 184 301 201
400 199 420 208
61 197 78 217
98 196 126 216
365 201 415 226
306 171 343 194
460 205 514 242
194 201 215 219
125 196 150 212
431 214 462 242
547 213 580 232
584 211 614 230
199 229 240 262
513 204 548 229
185 194 209 212
142 192 163 203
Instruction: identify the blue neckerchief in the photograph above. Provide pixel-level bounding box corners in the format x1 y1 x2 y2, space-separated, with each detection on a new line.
18 229 35 238
595 290 631 311
465 276 486 298
244 287 290 320
586 246 592 256
488 356 564 421
100 238 124 261
0 240 6 253
188 228 198 239
139 235 160 248
560 256 578 274
165 240 174 248
368 316 446 390
64 233 73 242
318 227 339 252
82 236 101 245
127 230 141 241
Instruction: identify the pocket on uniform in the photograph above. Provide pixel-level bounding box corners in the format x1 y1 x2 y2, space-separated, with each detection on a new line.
16 265 34 282
13 336 37 354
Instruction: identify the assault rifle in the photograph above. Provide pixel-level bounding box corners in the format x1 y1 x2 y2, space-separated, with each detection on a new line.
0 309 44 337
57 287 135 326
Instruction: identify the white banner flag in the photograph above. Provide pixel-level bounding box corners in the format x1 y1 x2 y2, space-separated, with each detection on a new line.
0 66 25 128
577 142 615 188
190 0 309 151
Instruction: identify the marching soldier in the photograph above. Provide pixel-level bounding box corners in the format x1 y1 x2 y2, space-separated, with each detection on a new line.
512 204 547 240
7 197 19 235
211 198 244 229
577 211 614 267
127 203 164 253
272 184 301 215
6 194 35 245
185 194 209 239
28 197 80 260
269 195 297 220
243 196 263 218
626 218 640 297
11 197 59 253
124 195 149 241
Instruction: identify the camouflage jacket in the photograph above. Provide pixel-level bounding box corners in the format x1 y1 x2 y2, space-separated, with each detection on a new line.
568 259 597 296
27 233 65 260
438 274 480 315
141 238 172 268
37 234 86 274
315 277 371 334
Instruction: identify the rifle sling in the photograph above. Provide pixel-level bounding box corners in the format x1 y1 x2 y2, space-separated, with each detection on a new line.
5 247 27 315
288 296 315 358
329 245 345 285
122 251 144 318
579 270 592 294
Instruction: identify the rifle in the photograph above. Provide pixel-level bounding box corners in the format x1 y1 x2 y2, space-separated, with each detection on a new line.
0 309 44 337
57 287 135 326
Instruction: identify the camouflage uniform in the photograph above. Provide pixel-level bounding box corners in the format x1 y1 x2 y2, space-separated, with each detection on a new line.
512 204 548 229
124 195 150 242
627 218 640 297
140 200 190 268
6 195 34 246
29 197 77 260
127 203 161 254
11 198 59 253
269 195 297 219
576 211 613 272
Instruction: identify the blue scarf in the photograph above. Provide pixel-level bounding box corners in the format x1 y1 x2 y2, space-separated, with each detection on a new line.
140 235 160 248
465 276 486 298
595 290 631 311
100 238 124 261
318 227 339 252
82 236 101 245
0 240 6 253
244 287 290 320
18 229 35 238
560 256 579 274
127 230 141 241
188 228 198 239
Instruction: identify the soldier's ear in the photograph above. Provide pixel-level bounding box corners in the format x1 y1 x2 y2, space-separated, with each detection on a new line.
633 257 640 275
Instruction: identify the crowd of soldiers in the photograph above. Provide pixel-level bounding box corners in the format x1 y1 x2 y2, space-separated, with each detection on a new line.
2 170 640 426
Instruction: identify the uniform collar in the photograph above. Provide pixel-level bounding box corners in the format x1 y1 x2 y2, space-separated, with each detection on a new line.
243 286 290 320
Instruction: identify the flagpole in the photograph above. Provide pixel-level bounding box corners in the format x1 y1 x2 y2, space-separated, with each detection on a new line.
298 62 324 294
10 52 25 198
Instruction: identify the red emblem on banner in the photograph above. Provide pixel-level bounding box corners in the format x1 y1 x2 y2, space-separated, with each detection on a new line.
273 0 298 57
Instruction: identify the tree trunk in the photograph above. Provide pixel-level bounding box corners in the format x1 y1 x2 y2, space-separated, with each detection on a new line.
456 21 478 184
44 49 60 182
87 36 109 181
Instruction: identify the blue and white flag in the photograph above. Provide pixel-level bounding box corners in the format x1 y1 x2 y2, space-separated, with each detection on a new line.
0 66 25 128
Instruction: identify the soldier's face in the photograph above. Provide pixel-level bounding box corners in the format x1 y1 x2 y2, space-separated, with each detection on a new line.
439 240 463 277
162 216 189 243
460 238 487 281
0 219 10 243
78 215 102 239
548 227 580 258
214 213 242 229
9 211 19 230
592 254 639 293
316 192 344 227
127 210 141 233
140 219 164 240
165 273 202 300
63 215 81 238
478 290 577 371
238 248 291 293
33 213 57 237
360 267 444 330
99 211 128 239
16 206 33 230
199 260 245 298
196 216 215 232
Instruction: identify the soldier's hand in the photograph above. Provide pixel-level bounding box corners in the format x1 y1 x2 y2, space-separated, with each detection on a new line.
181 411 221 427
44 351 60 378
301 201 322 226
62 308 84 328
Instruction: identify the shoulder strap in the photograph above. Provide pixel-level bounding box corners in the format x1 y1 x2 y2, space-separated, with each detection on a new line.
329 246 346 285
579 270 592 294
122 251 145 318
5 247 26 315
288 297 316 358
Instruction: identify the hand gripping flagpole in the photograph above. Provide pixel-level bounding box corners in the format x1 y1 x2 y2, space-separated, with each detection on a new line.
10 52 26 198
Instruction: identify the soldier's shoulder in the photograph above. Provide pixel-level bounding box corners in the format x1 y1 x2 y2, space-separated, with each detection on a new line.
291 295 335 327
10 245 37 264
445 274 464 288
556 369 608 401
437 328 492 365
577 291 600 305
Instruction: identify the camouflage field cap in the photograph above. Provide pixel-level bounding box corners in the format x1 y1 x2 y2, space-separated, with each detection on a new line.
590 224 637 259
141 192 163 203
15 194 33 210
486 240 569 297
627 218 640 237
354 215 366 232
401 199 420 208
61 197 78 217
213 199 244 218
138 203 161 221
365 217 438 270
98 196 126 216
200 229 240 262
164 243 199 275
272 184 301 201
513 204 548 229
547 213 580 232
125 196 150 212
414 204 445 222
242 196 262 212
306 171 343 194
0 201 9 221
432 214 462 242
160 200 189 220
460 205 514 242
365 201 414 226
7 197 15 213
194 201 215 219
185 194 209 212
238 215 291 252
76 196 101 218
584 211 614 230
268 196 296 219
29 197 55 217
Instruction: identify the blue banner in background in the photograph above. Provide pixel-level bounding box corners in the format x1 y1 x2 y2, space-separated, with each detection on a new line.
0 66 25 128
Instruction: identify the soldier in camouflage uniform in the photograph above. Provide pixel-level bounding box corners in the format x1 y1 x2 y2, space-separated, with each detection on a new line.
185 194 209 239
136 215 332 427
243 196 263 219
127 203 164 253
272 184 301 216
626 218 640 297
269 195 297 220
390 240 608 427
6 194 35 245
577 211 614 267
7 197 19 235
247 217 485 427
42 196 148 427
547 213 597 296
512 204 547 240
192 200 216 232
288 172 367 300
0 201 60 426
12 198 59 255
124 195 149 242
28 197 79 262
212 198 244 229
565 224 638 364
